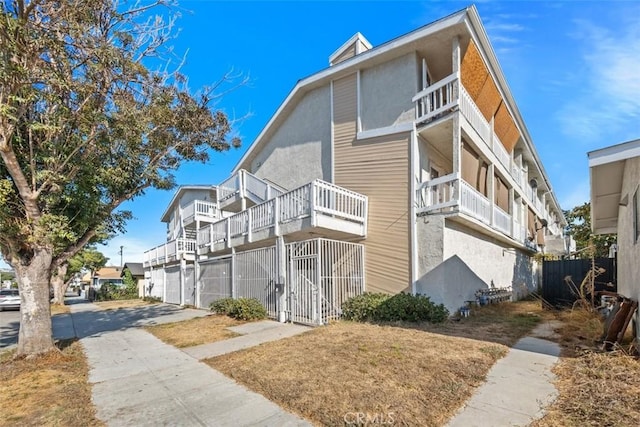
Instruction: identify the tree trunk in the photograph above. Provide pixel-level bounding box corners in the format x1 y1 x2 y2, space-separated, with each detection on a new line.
51 264 69 305
15 248 55 357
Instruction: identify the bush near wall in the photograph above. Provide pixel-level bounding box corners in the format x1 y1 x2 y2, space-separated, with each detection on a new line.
95 282 138 301
210 298 267 321
342 292 449 323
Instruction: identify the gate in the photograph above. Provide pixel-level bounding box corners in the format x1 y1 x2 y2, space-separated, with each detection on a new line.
235 246 278 318
148 268 164 299
288 240 320 325
165 266 181 304
184 265 196 306
542 257 617 307
198 258 232 309
287 239 365 325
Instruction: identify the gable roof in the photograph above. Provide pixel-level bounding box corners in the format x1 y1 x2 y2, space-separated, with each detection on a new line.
588 138 640 234
93 266 123 280
160 185 217 223
229 6 565 223
122 262 144 277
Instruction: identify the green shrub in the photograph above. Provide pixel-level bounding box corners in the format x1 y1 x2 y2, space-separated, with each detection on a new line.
341 292 390 322
376 293 449 323
210 297 237 315
341 292 449 323
231 298 268 321
210 297 267 321
95 282 138 301
142 296 162 303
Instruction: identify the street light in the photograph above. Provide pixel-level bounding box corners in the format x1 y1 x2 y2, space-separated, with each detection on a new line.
119 246 124 268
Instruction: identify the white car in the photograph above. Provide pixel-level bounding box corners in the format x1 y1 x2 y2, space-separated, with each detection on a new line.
0 289 20 311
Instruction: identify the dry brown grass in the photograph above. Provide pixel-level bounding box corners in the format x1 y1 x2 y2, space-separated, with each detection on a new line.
145 315 244 348
0 340 102 427
419 300 549 346
536 351 640 427
553 307 605 356
207 322 507 426
93 299 156 311
50 304 71 315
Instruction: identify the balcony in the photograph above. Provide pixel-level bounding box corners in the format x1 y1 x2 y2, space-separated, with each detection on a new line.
144 238 197 268
413 74 557 224
416 173 536 248
182 200 219 227
198 180 368 253
218 169 285 211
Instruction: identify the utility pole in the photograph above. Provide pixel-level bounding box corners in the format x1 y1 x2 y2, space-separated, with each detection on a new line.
119 246 124 269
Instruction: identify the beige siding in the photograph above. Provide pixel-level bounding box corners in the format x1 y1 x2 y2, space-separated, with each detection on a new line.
332 74 411 294
332 43 357 65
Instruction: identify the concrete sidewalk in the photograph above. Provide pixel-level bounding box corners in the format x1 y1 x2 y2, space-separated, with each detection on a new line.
447 321 562 427
183 320 311 360
65 299 311 427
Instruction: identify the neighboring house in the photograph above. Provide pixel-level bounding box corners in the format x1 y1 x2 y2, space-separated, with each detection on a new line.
121 262 146 297
144 6 566 323
92 266 123 288
589 138 640 341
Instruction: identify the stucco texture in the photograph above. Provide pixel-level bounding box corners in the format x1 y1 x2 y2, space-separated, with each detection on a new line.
250 85 331 190
416 216 538 314
616 156 640 339
360 53 418 131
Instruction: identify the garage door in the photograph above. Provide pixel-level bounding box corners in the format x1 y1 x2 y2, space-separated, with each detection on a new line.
184 265 196 306
198 258 232 309
165 266 181 305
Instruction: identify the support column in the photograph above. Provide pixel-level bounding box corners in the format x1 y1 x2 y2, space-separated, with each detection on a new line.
276 236 287 322
231 248 237 299
487 163 495 225
180 258 186 306
508 187 515 237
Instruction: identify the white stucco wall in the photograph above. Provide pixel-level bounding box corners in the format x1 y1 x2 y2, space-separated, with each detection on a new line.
443 220 538 295
617 156 640 339
360 52 418 131
415 215 539 314
250 85 331 189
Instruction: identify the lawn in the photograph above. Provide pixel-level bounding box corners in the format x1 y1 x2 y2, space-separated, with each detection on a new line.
93 299 158 310
0 341 102 427
144 314 244 348
203 301 549 426
534 306 640 426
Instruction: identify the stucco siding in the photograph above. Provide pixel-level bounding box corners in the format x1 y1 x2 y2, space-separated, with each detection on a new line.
617 156 640 339
333 73 411 294
360 53 418 131
443 220 538 295
250 85 331 190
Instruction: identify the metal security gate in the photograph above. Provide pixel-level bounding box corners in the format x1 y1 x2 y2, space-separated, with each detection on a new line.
198 258 232 309
148 268 165 299
184 265 196 306
235 246 278 318
165 266 181 304
288 240 320 325
287 239 365 325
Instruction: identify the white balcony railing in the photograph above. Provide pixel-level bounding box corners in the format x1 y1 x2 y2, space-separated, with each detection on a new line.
197 180 367 250
493 133 511 170
459 179 491 224
493 205 511 236
182 200 218 223
144 238 196 267
417 173 536 245
414 75 530 195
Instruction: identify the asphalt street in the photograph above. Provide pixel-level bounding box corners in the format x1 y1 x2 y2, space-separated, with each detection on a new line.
0 308 20 349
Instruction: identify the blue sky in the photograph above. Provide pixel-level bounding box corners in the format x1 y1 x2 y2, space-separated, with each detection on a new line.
2 1 639 269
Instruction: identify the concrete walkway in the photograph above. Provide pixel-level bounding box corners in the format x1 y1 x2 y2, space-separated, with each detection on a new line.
447 321 562 427
61 298 311 427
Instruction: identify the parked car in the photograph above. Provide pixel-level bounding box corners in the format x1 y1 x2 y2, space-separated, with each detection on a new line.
0 289 20 311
